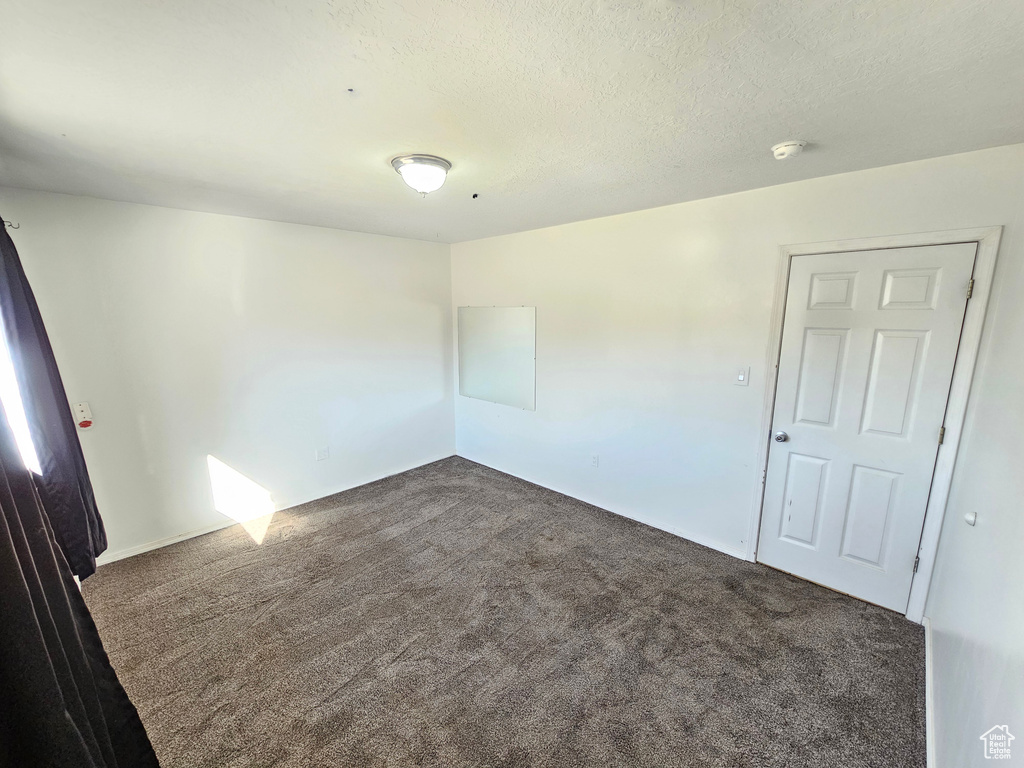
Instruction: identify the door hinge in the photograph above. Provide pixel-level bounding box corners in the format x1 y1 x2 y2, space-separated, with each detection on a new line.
938 426 945 445
967 278 975 299
913 556 920 573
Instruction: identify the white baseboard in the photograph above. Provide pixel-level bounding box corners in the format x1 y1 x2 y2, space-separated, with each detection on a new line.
924 616 936 768
96 452 749 566
95 452 458 567
457 454 749 562
96 519 236 565
604 504 749 561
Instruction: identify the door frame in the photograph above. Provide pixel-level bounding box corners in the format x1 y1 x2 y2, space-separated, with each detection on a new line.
746 227 1002 622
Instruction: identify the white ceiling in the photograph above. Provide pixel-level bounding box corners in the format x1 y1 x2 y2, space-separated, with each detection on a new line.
1 0 1022 243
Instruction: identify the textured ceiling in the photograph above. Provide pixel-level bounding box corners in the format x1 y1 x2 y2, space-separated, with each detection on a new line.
1 0 1022 242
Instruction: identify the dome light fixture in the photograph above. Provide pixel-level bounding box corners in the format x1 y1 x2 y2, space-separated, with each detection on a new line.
391 154 452 195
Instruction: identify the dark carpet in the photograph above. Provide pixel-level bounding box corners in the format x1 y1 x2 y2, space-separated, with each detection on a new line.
83 457 925 767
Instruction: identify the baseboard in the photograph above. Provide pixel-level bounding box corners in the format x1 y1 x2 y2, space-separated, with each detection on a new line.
97 452 748 566
604 503 748 560
272 452 459 516
96 452 458 567
456 454 749 562
96 519 236 565
924 617 936 768
95 454 456 569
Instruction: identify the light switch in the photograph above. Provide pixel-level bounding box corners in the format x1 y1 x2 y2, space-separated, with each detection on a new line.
734 366 750 386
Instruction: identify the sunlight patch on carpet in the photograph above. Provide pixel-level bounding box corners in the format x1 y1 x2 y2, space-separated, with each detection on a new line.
206 455 275 544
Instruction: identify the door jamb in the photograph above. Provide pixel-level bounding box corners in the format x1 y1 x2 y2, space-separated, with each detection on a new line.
745 227 1002 623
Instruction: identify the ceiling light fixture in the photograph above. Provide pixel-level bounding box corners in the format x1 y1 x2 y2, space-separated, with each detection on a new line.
391 154 452 195
771 140 807 160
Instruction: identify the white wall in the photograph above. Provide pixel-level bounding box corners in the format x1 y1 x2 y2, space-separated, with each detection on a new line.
451 144 1024 766
923 209 1024 761
0 187 455 559
3 146 1021 768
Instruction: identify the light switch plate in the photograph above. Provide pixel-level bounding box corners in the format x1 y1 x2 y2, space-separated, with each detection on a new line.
734 366 750 386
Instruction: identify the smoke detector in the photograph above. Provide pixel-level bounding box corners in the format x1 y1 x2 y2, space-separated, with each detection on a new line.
771 141 807 160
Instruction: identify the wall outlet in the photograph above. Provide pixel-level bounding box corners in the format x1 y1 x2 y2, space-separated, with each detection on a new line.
591 454 599 468
315 446 330 462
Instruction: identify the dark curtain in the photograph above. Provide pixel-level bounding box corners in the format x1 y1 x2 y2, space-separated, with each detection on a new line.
0 395 160 767
0 225 106 578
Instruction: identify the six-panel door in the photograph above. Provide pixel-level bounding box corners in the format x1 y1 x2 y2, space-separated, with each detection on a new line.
757 243 976 612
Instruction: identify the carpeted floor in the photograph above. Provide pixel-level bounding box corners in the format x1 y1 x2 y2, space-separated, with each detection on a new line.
83 457 925 768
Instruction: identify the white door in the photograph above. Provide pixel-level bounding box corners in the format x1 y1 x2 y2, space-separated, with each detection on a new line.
757 243 976 612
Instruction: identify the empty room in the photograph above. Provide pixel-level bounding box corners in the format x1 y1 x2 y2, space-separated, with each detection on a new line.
0 1 1021 766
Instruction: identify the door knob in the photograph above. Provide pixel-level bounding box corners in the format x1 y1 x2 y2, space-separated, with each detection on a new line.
774 431 789 442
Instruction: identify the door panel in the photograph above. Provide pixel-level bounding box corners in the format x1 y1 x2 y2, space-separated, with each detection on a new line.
809 272 857 309
880 268 940 309
860 330 928 438
779 453 829 547
794 329 848 426
758 243 976 612
839 465 900 567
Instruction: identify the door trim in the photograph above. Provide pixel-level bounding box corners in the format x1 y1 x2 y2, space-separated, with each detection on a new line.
746 227 1003 622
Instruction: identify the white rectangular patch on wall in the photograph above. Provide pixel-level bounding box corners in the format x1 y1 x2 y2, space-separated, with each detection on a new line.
458 306 536 410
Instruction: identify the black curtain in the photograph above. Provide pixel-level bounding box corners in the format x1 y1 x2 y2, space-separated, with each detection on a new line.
0 225 106 578
0 388 160 766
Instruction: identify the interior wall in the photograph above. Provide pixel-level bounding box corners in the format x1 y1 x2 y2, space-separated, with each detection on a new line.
2 146 1021 767
0 187 455 559
451 144 1024 766
923 223 1024 762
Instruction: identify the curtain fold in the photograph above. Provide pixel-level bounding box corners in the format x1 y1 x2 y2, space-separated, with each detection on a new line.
0 390 159 767
0 225 106 578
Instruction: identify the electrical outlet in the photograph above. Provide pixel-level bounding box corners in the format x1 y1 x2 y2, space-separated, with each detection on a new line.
591 454 599 468
315 446 330 462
